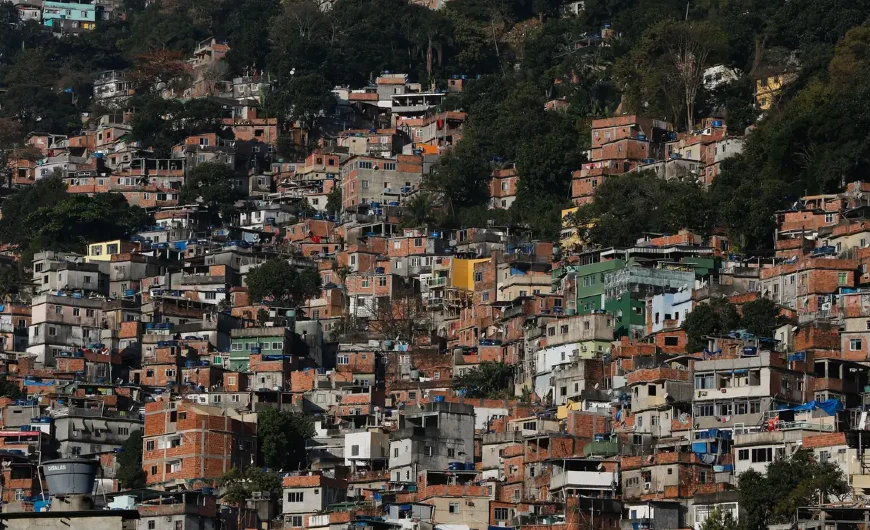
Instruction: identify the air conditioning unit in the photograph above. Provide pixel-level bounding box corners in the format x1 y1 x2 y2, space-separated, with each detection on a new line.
252 491 262 500
822 302 832 311
643 482 651 491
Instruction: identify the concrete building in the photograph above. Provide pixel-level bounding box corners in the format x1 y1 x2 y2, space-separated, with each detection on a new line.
388 401 475 484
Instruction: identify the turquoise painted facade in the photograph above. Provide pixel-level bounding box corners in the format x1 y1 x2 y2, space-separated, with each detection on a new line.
43 1 96 28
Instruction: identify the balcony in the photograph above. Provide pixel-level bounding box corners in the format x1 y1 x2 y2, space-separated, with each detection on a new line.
550 470 616 490
427 277 448 288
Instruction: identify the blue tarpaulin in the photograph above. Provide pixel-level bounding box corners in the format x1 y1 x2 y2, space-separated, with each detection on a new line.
778 399 843 416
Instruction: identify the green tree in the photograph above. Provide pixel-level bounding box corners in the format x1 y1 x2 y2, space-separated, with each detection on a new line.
218 466 282 505
401 194 439 228
179 162 241 218
581 173 712 248
738 449 848 529
116 429 147 490
326 186 342 216
245 259 322 307
0 376 22 399
699 507 738 530
740 297 785 338
616 19 727 130
266 72 335 142
0 176 68 248
26 193 150 255
683 297 741 352
452 361 514 398
258 407 315 471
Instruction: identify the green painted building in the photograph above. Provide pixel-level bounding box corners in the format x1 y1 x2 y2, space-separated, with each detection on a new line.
575 259 626 313
228 327 292 372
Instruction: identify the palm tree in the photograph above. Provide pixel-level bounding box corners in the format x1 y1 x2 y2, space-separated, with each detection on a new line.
401 194 437 228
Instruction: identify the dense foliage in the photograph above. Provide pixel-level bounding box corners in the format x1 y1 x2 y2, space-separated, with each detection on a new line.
116 429 147 490
452 361 514 398
683 297 792 352
245 258 322 307
738 449 849 529
218 467 283 505
258 407 315 471
0 177 149 258
0 0 868 249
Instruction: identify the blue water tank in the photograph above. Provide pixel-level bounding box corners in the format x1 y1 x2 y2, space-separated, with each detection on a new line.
712 120 723 127
434 395 445 403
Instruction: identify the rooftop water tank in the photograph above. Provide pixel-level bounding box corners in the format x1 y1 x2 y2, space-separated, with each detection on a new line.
42 458 98 495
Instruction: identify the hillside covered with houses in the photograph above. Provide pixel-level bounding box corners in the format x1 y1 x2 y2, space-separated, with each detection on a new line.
0 1 867 530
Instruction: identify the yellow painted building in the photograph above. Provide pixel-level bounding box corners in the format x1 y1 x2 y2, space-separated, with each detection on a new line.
755 73 797 111
451 258 489 291
86 240 131 262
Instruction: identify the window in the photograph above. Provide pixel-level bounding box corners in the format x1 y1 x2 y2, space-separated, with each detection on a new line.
560 325 569 334
351 445 360 456
648 385 657 396
474 272 483 282
287 492 304 502
48 326 57 337
838 272 849 286
738 449 749 461
73 308 80 317
447 448 455 457
851 339 863 351
664 336 679 346
695 374 714 389
449 503 460 514
289 516 303 528
378 276 387 287
424 446 433 457
696 404 714 417
84 275 92 284
166 369 175 377
751 447 774 463
146 440 155 451
495 508 509 520
361 279 370 288
337 355 349 365
118 427 129 436
231 343 242 351
55 305 62 314
204 291 217 300
150 465 157 475
408 391 417 399
147 522 156 530
825 213 835 224
482 292 490 302
394 447 399 458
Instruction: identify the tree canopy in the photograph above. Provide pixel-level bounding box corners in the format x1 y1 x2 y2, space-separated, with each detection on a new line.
245 259 322 307
738 449 849 529
452 361 514 399
258 407 315 471
0 177 149 257
116 429 147 490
